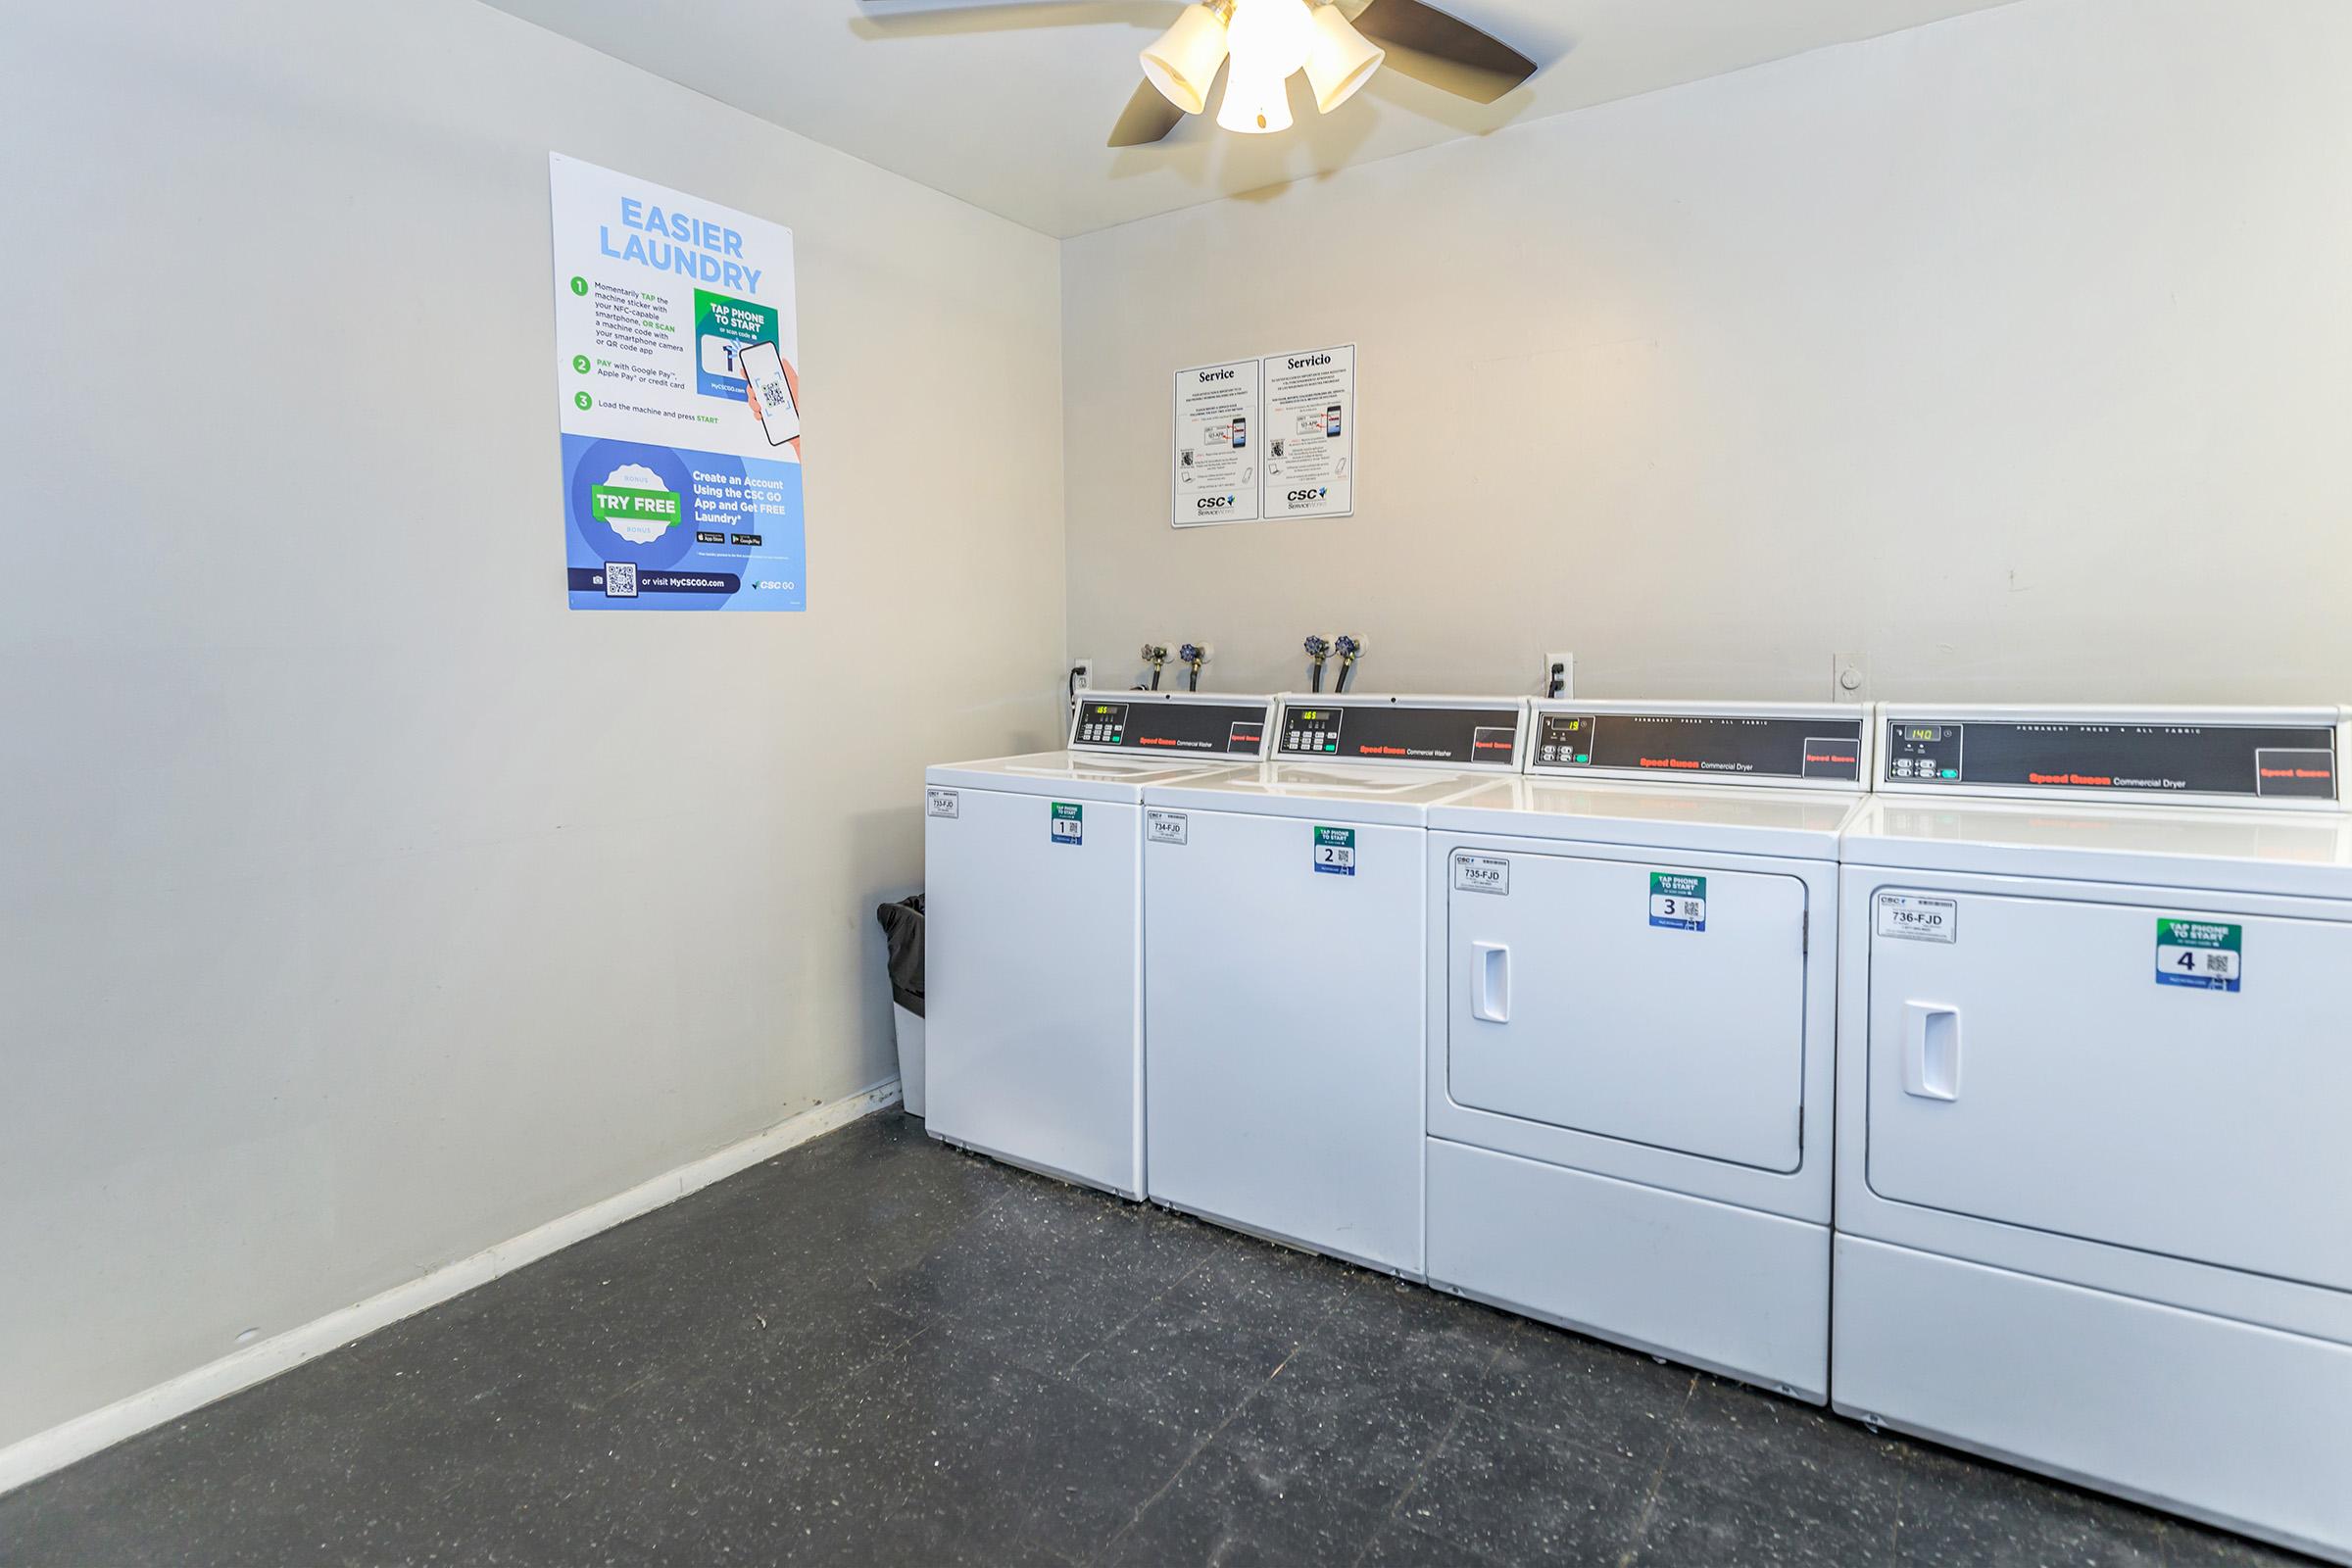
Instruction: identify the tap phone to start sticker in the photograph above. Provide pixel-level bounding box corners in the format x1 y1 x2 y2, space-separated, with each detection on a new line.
738 340 801 447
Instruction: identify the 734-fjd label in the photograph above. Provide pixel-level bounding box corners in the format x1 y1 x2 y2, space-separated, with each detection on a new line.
1147 809 1188 845
2157 917 2241 992
925 788 959 819
1313 825 1356 876
1050 802 1083 846
1650 872 1706 931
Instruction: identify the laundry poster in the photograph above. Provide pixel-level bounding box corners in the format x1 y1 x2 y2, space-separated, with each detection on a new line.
549 153 806 611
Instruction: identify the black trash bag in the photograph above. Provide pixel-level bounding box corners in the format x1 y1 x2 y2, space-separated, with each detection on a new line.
874 895 924 1018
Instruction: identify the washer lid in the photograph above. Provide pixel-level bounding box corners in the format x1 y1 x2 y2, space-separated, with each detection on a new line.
1431 776 1864 860
925 751 1248 803
1841 794 2352 898
1142 763 1496 825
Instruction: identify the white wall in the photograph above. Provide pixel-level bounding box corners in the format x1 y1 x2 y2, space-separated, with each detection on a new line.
1063 0 2352 704
0 0 1064 1448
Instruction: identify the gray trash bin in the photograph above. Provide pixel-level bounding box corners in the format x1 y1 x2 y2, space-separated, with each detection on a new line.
874 895 925 1115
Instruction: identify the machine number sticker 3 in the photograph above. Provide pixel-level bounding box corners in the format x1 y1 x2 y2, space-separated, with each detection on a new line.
1148 809 1189 846
2157 918 2241 992
1877 893 1957 943
926 788 959 819
1050 802 1083 846
1649 872 1706 931
1453 855 1509 895
1313 826 1356 876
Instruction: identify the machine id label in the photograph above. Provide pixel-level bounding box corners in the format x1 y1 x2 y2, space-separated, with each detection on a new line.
1050 802 1083 846
1650 872 1706 931
1877 893 1957 943
1453 855 1509 895
2157 918 2241 992
1148 809 1189 846
926 788 959 819
1313 825 1356 876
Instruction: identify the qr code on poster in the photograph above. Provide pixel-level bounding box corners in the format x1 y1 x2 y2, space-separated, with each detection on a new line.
604 562 638 598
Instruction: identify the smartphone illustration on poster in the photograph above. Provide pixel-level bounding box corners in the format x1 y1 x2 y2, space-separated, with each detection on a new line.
738 340 801 447
1232 416 1248 450
1326 405 1343 437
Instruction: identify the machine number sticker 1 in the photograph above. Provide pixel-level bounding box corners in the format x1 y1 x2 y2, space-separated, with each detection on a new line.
1649 872 1706 931
1453 855 1509 895
1877 893 1957 943
2156 918 2241 992
1148 809 1189 846
1313 826 1356 876
1050 802 1083 846
926 788 959 819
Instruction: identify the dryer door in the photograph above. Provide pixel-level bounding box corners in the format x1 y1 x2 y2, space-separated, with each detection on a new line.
1865 888 2352 1292
1446 851 1808 1172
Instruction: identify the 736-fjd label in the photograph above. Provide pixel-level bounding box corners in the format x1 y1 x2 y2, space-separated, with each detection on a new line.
1313 825 1356 876
1050 802 1083 846
1877 893 1956 943
1650 872 1706 931
2157 917 2241 992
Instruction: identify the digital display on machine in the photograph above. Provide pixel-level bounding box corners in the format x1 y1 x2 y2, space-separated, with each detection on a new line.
1535 713 1862 781
1883 719 2339 799
1072 700 1270 756
1278 704 1520 766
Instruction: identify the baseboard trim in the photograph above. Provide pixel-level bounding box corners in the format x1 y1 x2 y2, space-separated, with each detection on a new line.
0 1076 902 1497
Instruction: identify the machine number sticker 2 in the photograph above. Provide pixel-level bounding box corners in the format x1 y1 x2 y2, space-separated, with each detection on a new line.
2157 918 2241 992
1876 893 1957 943
1649 872 1706 931
1050 802 1083 846
1313 826 1356 876
925 788 959 819
1452 855 1509 895
1148 809 1189 846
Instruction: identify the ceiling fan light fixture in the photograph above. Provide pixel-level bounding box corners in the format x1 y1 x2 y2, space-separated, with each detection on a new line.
1140 0 1235 116
1215 62 1294 134
1303 3 1385 113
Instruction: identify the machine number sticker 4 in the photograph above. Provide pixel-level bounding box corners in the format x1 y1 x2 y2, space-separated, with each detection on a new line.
1148 809 1188 846
926 788 959 819
2157 918 2241 992
1649 872 1706 931
1050 802 1083 846
1877 893 1957 943
1313 826 1356 876
1453 855 1508 895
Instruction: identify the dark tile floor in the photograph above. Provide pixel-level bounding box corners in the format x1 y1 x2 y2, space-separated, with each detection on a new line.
0 1110 2312 1567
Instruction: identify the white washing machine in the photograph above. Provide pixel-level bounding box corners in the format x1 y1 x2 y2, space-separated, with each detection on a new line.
1836 704 2352 1562
923 691 1275 1198
1422 701 1871 1401
1141 694 1529 1277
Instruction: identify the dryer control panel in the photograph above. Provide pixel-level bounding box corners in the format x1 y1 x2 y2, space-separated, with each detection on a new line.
1878 709 2346 805
1274 697 1525 769
1526 703 1870 789
1068 695 1272 758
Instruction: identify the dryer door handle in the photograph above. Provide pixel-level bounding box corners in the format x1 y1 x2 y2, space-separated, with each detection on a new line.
1472 942 1510 1024
1903 1002 1961 1101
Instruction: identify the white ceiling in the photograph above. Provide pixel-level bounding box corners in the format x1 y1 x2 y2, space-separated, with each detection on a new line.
484 0 2018 238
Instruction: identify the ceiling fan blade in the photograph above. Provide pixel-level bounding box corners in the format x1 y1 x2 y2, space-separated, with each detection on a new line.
1108 78 1186 147
1348 0 1536 105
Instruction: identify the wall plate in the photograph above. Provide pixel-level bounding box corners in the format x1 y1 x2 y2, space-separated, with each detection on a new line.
1544 650 1575 699
1833 653 1868 702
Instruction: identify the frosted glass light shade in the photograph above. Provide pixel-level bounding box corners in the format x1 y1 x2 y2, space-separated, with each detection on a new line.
1141 3 1233 116
1303 3 1384 113
1216 64 1294 134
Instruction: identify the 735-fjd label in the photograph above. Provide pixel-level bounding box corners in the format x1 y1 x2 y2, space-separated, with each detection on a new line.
2157 917 2241 992
1453 855 1509 895
1313 825 1356 876
1650 872 1706 931
1050 802 1083 846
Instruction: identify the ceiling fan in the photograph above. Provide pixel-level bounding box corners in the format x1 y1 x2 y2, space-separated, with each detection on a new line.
858 0 1540 148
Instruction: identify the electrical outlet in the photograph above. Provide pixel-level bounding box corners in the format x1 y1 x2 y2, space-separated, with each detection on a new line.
1070 659 1095 692
1833 653 1867 702
1544 650 1575 699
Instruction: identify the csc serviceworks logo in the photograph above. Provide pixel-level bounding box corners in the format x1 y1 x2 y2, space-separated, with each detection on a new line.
1196 495 1237 513
1286 487 1328 505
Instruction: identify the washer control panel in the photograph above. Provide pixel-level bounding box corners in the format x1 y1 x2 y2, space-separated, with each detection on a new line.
1068 697 1273 758
1880 713 2342 802
1275 699 1524 768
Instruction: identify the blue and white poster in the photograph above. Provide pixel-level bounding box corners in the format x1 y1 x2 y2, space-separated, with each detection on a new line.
549 153 806 611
